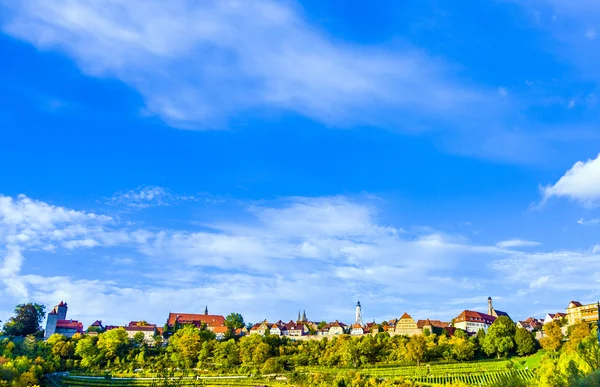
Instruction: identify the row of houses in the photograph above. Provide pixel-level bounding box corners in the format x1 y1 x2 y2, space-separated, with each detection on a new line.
43 298 600 342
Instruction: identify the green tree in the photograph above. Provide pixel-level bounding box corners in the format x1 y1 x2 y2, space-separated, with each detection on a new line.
224 313 245 330
2 303 45 337
540 321 563 352
483 316 516 358
168 325 203 368
514 327 537 356
97 327 130 361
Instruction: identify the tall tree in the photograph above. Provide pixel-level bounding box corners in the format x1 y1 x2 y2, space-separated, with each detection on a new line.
483 316 516 358
406 335 427 366
514 327 537 356
540 321 563 352
2 303 45 336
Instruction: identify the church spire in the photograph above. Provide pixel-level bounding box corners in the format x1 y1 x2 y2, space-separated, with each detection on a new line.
355 300 363 326
297 311 301 322
204 305 208 315
302 310 307 322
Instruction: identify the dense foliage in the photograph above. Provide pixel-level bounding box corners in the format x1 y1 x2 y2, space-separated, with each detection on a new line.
0 306 599 386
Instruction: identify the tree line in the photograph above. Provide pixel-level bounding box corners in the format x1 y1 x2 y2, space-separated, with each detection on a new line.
0 303 599 387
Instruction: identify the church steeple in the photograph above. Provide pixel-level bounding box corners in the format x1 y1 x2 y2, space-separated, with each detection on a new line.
302 310 307 322
204 305 208 315
355 300 363 325
297 311 301 322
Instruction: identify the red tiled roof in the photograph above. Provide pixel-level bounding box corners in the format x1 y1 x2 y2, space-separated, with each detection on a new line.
212 326 229 334
56 320 83 331
91 320 103 327
455 310 496 324
569 301 583 307
400 312 412 320
167 313 225 327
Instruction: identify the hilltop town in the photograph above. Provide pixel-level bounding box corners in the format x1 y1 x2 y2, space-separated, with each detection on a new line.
44 297 600 343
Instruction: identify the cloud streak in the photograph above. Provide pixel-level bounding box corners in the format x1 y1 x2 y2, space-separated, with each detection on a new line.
0 0 486 130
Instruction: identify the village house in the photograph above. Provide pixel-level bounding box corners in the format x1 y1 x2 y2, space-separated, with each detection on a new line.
123 321 157 344
566 301 600 326
317 321 347 335
417 319 448 335
543 312 566 325
394 313 420 336
284 321 308 337
517 317 543 332
453 310 496 335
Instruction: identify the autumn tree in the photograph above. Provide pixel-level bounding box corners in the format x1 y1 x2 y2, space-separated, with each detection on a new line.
406 335 427 366
540 321 563 352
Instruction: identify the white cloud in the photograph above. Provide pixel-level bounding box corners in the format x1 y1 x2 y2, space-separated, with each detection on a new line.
498 87 508 97
496 239 541 248
542 153 600 205
1 192 597 324
568 99 575 108
0 0 486 129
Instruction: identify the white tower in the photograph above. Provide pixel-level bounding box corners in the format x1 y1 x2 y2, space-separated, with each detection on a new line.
487 297 493 316
355 300 363 325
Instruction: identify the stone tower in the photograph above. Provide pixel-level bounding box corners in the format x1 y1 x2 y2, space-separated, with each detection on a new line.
355 300 363 325
57 301 67 320
44 301 68 340
488 297 493 316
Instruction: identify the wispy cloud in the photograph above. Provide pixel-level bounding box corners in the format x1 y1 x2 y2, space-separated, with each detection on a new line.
1 192 596 324
105 186 201 209
0 0 486 130
496 239 541 248
578 218 600 225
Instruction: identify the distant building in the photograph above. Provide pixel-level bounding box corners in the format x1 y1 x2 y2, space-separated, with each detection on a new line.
166 307 225 332
453 310 496 335
517 317 543 332
44 301 83 339
355 300 363 326
124 321 157 344
395 313 420 336
417 319 448 335
317 321 347 335
543 312 566 325
566 301 599 326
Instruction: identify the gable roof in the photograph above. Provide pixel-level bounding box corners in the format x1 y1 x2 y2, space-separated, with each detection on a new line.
454 310 496 324
569 301 583 307
400 312 412 320
167 313 225 327
56 320 83 331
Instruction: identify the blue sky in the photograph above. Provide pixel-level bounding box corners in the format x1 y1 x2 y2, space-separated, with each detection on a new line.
1 0 600 327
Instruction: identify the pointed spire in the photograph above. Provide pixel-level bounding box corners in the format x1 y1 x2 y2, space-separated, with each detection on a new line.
297 311 301 322
302 310 307 322
204 305 208 315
